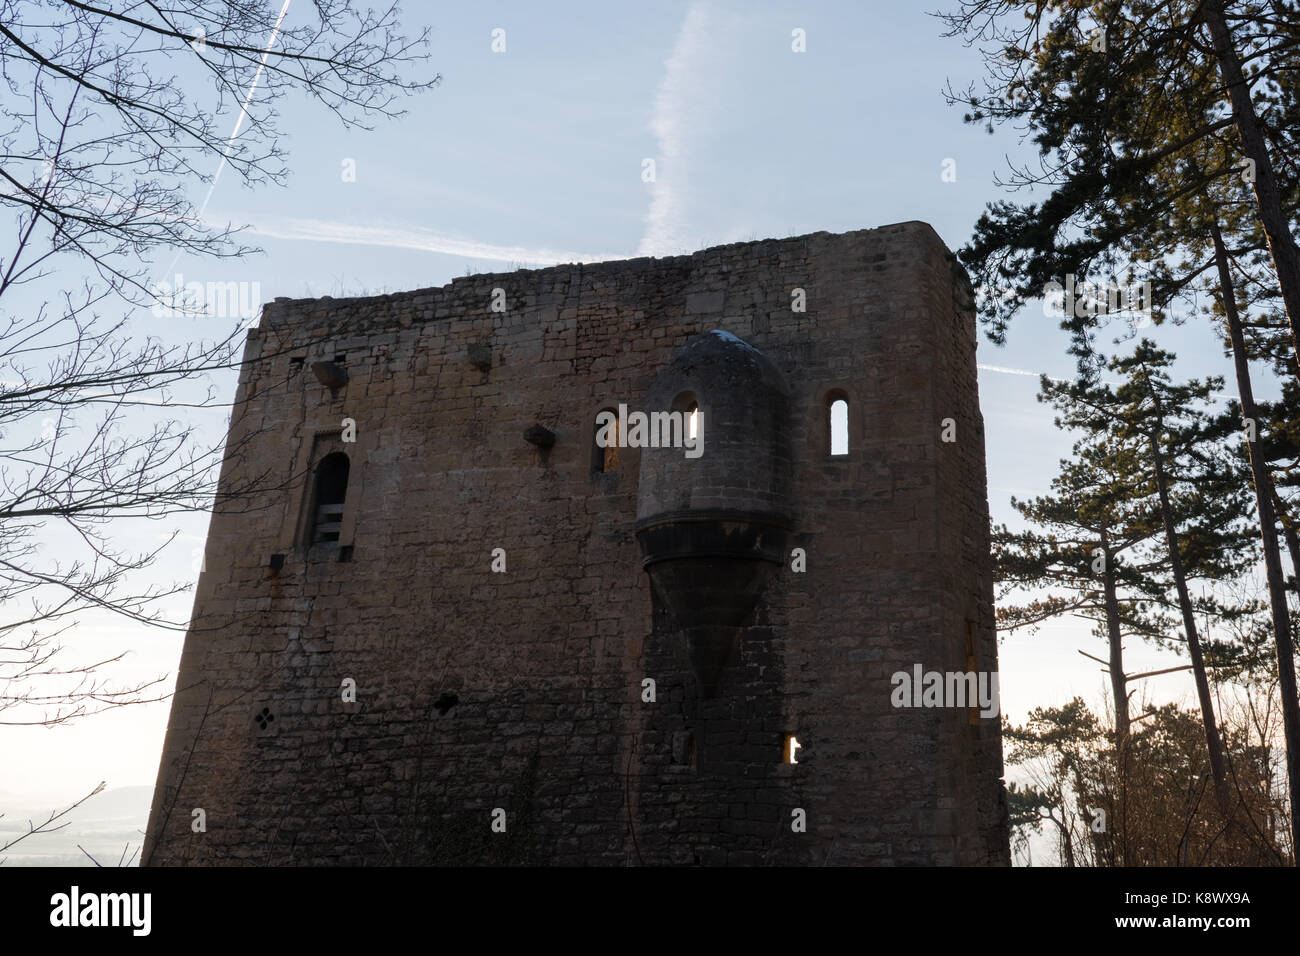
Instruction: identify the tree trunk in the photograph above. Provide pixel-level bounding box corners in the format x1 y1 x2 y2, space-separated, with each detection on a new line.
1211 217 1300 856
1098 525 1129 866
1202 0 1300 372
1056 808 1076 868
1099 527 1131 744
1272 486 1300 608
1147 398 1232 817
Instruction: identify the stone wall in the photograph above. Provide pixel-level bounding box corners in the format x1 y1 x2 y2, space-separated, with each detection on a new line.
143 221 1010 866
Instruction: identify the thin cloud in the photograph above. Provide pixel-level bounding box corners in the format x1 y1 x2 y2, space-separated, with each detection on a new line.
638 3 719 257
236 3 719 268
250 218 628 266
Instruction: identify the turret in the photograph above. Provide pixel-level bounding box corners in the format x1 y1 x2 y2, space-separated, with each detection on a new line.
635 330 793 696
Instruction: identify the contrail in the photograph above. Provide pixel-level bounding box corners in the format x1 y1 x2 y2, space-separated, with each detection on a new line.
195 0 293 222
161 0 293 279
978 363 1064 382
978 363 1235 402
250 218 629 266
638 3 717 257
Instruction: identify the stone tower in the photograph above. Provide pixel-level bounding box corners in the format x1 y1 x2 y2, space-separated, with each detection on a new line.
144 222 1010 866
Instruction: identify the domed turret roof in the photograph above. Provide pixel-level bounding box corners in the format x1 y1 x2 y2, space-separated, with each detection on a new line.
655 329 790 398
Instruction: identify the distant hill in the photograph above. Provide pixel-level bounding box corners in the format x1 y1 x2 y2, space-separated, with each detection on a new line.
0 785 152 867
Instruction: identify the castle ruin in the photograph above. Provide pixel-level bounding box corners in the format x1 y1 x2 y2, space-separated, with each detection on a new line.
144 222 1010 866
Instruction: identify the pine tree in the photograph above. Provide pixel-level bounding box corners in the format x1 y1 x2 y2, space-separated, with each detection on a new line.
941 0 1300 848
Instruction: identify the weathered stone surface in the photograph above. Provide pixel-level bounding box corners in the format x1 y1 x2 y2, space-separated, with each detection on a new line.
143 222 1009 867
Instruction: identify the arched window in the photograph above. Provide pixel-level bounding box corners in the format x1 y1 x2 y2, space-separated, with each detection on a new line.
311 452 349 544
592 408 620 473
827 391 848 456
670 390 700 454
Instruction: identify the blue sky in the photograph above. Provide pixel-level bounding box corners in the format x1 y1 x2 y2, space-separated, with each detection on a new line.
2 0 1276 864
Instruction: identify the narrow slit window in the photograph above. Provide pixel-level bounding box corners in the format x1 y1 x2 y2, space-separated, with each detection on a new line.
672 391 700 454
311 452 349 545
593 409 620 473
829 398 848 456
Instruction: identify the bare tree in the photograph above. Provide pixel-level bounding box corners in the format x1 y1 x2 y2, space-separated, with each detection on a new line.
0 1 437 727
0 781 105 864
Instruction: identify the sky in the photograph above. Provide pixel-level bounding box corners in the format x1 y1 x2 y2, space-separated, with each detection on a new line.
1 0 1282 865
